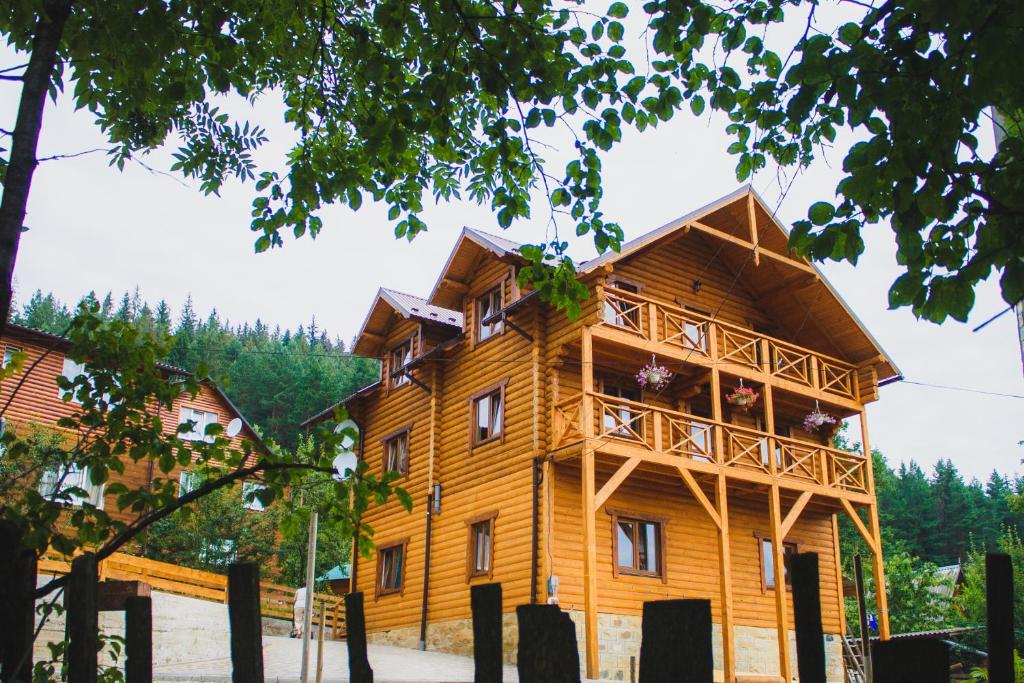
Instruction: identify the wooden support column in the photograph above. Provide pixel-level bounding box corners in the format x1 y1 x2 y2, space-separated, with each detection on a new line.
860 410 890 639
716 474 736 683
769 486 792 681
580 326 600 678
762 367 777 476
832 515 847 635
707 325 725 462
747 192 760 266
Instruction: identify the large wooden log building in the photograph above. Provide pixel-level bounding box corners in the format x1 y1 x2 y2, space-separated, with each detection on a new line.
306 186 899 681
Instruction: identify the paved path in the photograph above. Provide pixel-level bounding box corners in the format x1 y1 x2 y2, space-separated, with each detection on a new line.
153 636 522 682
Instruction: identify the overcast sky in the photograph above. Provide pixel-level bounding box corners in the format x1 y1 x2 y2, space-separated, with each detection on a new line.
2 7 1021 482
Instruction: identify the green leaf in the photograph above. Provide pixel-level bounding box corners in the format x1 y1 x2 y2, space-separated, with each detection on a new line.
608 2 628 19
808 202 835 226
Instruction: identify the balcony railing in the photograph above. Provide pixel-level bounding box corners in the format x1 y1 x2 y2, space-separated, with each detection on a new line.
552 391 870 495
597 287 859 401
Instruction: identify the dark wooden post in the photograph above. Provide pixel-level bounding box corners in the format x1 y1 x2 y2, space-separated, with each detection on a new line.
790 553 826 683
67 553 99 683
471 583 503 683
344 592 373 683
872 638 949 683
637 599 713 683
516 604 580 683
987 553 1014 683
0 520 37 683
124 596 152 683
227 563 264 683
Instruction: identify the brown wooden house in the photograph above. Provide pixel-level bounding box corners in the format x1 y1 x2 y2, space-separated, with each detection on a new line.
0 323 270 540
305 186 898 681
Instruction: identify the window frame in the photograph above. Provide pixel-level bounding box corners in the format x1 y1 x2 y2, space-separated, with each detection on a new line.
178 470 200 497
755 531 801 592
607 508 668 582
58 357 87 403
380 425 413 478
598 377 645 440
179 407 219 443
468 378 509 449
603 277 643 328
388 336 415 390
241 481 267 512
465 511 499 581
38 464 105 509
3 345 21 369
475 284 505 345
375 538 410 599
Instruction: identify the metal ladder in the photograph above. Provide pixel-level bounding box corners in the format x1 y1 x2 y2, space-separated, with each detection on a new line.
842 635 868 683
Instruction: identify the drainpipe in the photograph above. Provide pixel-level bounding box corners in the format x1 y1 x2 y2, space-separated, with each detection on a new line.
418 491 434 650
530 456 543 604
349 423 365 593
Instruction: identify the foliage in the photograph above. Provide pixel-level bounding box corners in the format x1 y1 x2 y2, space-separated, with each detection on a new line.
844 546 953 637
0 306 409 600
10 288 380 449
4 1 1022 322
142 484 281 577
968 650 1024 683
959 528 1024 653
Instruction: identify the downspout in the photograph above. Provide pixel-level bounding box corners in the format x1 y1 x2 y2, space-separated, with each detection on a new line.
531 456 543 604
418 361 441 649
419 491 433 649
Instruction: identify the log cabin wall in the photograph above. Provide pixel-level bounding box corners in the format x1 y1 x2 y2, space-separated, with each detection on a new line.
0 326 265 530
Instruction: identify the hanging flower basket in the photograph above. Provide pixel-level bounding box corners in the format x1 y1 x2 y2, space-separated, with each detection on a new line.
636 355 672 391
803 408 838 436
726 386 759 412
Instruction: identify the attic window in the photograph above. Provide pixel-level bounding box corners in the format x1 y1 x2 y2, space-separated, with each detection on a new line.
389 338 413 388
477 286 503 342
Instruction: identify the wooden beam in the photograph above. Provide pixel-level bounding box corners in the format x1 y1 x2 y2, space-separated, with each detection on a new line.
581 449 600 679
769 485 792 682
747 192 760 266
678 466 721 529
594 457 640 511
688 220 817 274
716 475 736 683
440 277 469 294
861 410 890 640
832 515 847 636
779 491 813 539
839 498 878 556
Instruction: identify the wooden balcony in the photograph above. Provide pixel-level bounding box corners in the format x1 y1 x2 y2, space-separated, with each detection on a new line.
593 287 861 407
552 391 872 501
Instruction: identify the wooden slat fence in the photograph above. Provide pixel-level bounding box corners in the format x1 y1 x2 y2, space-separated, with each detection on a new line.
39 551 345 638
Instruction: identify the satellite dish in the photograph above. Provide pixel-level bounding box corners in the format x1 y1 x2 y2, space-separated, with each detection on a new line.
226 418 243 438
334 419 358 451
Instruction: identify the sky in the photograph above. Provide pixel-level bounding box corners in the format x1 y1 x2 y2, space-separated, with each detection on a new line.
1 6 1021 482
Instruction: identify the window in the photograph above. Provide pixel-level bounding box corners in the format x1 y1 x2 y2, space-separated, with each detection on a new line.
3 346 21 369
470 381 507 447
38 464 105 508
682 306 710 352
0 417 6 457
610 510 666 580
383 429 410 477
476 286 504 342
601 382 643 439
758 535 799 590
242 481 266 511
199 539 237 567
389 338 413 388
58 357 87 402
603 280 641 328
180 407 218 442
179 470 199 497
466 512 497 580
376 540 408 597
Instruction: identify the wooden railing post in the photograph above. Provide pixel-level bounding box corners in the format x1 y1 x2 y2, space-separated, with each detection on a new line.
652 408 663 453
0 520 37 683
707 324 725 464
227 562 264 683
67 553 99 683
647 301 658 342
809 355 820 392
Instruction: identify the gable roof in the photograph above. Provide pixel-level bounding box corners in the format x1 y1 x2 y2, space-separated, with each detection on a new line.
352 288 463 357
428 227 524 309
580 185 900 380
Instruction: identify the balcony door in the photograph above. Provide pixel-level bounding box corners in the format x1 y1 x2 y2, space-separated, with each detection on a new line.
603 280 641 329
601 380 644 440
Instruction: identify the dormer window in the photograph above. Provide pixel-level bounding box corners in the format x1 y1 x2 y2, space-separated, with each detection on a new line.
389 338 413 388
477 286 503 343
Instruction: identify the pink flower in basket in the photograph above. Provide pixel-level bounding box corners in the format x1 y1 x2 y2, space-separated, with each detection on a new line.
636 356 672 391
726 386 759 406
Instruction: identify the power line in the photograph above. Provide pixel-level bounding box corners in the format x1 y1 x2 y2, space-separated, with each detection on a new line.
897 380 1024 400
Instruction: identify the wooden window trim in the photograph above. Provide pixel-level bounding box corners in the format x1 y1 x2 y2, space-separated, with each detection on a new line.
375 537 410 599
754 531 802 593
608 275 644 292
607 508 668 583
387 335 416 392
468 378 509 450
473 278 507 347
465 510 499 582
380 424 413 479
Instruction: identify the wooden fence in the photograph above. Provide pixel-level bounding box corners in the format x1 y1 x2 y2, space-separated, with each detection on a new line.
39 551 345 638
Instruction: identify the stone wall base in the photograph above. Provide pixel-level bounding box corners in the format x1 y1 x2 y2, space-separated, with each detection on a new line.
368 611 844 681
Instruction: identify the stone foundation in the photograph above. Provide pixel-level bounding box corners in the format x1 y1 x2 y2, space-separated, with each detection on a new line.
369 611 843 681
